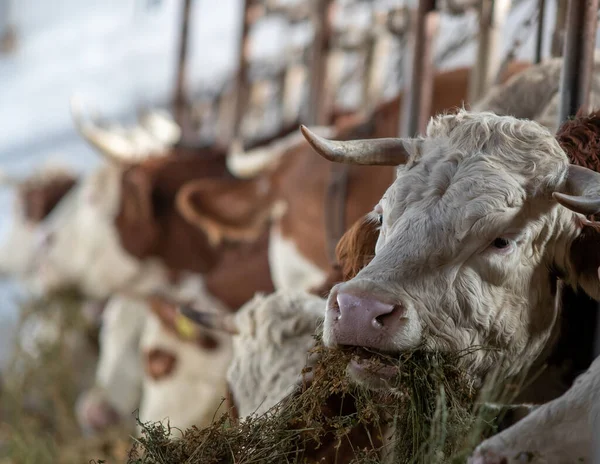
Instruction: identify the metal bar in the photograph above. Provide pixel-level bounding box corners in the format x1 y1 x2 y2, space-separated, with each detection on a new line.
551 0 568 57
468 0 512 103
173 0 193 132
534 0 546 63
307 0 333 125
557 0 598 124
231 0 255 143
361 33 376 115
400 0 439 137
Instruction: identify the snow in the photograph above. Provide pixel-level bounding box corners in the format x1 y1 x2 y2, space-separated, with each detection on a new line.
0 0 589 367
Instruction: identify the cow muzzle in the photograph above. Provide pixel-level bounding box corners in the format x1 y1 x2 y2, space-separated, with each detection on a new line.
325 282 407 351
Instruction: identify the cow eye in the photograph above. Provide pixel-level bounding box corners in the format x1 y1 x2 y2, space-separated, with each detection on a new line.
374 204 384 226
492 237 511 249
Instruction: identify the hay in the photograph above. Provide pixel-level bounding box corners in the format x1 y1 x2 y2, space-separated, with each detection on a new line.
0 289 132 464
126 334 511 464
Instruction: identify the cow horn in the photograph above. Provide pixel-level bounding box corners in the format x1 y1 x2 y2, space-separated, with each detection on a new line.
70 96 133 164
137 108 182 146
299 125 412 166
178 305 239 335
553 164 600 216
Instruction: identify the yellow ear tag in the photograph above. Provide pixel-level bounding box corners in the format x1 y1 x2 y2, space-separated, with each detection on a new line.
175 313 197 341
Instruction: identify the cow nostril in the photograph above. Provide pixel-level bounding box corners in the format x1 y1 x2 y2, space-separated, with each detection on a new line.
373 304 402 329
331 294 342 321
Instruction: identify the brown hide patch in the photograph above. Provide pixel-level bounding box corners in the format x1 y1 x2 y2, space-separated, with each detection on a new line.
115 167 160 257
176 177 276 247
336 215 380 281
19 175 76 223
556 109 600 173
556 111 600 278
147 295 220 351
568 220 600 279
115 152 231 274
204 230 275 310
144 347 178 380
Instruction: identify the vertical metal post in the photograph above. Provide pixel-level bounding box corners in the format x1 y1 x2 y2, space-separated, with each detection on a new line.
361 32 377 115
551 0 568 57
231 0 255 143
307 0 333 126
534 0 546 63
400 0 439 137
468 0 512 103
173 0 193 133
557 0 598 124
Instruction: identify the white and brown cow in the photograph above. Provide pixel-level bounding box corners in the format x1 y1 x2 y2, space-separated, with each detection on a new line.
298 109 600 388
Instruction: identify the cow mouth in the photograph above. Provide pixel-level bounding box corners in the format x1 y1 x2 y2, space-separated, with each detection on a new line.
342 346 400 388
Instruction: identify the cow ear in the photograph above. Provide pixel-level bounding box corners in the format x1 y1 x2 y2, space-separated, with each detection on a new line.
175 177 278 246
566 222 600 299
115 167 160 258
335 213 380 280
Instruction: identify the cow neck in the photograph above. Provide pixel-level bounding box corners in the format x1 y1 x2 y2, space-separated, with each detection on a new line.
203 229 274 311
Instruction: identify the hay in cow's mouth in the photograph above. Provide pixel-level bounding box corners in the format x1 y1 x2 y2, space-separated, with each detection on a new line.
127 336 515 464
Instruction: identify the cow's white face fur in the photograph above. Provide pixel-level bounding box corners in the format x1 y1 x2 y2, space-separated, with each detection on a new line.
227 290 325 418
325 111 597 382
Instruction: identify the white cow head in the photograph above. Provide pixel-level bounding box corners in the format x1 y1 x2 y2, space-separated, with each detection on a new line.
300 110 600 387
180 290 325 418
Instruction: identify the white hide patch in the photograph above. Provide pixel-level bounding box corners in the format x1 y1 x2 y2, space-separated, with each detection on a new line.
227 290 325 418
94 296 147 417
268 225 327 292
138 310 232 435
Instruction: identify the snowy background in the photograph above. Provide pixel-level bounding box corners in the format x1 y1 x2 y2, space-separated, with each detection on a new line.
0 0 570 366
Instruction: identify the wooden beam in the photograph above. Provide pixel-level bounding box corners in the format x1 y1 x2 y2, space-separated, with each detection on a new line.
551 0 568 57
400 0 439 137
307 0 333 126
231 0 254 143
534 0 546 63
468 0 512 103
173 0 193 137
557 0 598 124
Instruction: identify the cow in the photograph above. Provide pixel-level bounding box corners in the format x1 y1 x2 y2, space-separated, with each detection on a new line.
297 108 600 391
468 353 600 464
